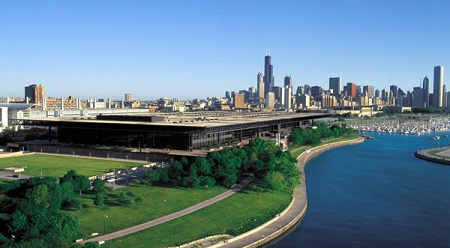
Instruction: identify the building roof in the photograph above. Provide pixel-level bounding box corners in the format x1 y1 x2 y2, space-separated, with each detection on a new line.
0 103 36 111
22 111 330 129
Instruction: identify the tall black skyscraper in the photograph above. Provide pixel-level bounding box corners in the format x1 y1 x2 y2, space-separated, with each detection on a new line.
423 76 429 107
329 77 341 96
264 53 274 95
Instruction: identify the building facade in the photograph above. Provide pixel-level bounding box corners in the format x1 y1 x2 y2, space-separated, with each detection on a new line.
433 66 444 108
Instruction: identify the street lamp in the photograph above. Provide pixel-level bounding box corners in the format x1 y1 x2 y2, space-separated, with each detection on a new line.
104 215 108 235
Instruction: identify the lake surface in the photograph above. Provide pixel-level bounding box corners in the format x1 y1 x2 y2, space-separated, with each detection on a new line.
271 132 450 248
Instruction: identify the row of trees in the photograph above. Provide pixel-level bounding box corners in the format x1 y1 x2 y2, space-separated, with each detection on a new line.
0 170 99 247
144 138 301 192
289 122 354 146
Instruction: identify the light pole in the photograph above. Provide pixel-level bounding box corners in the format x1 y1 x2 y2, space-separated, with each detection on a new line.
104 215 108 235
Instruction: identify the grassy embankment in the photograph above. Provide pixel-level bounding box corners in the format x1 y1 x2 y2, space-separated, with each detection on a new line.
102 187 290 248
72 185 227 239
0 154 142 177
427 148 449 158
289 133 359 159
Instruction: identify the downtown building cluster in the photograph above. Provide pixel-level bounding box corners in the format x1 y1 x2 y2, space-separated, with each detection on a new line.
1 57 446 115
226 55 446 112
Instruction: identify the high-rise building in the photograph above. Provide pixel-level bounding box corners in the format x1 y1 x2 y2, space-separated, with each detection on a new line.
25 84 45 105
297 94 310 109
363 85 375 98
346 82 357 98
296 86 304 95
257 72 264 102
390 85 398 99
356 85 362 96
272 86 282 103
233 93 247 109
443 85 447 108
311 86 323 98
423 76 430 107
125 93 131 102
283 85 292 111
375 89 380 98
284 75 292 88
283 76 293 109
329 77 341 96
264 53 274 95
265 92 275 109
225 91 230 99
433 66 444 108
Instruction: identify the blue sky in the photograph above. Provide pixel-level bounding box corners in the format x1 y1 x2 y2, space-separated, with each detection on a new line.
1 0 449 100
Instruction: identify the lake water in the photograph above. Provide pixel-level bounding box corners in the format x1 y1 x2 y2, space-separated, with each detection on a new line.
271 132 450 248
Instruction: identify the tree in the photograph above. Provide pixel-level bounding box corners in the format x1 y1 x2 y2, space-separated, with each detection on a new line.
9 210 28 234
60 182 75 203
265 171 286 191
145 169 161 185
93 194 104 206
118 192 131 206
61 170 90 195
92 178 106 192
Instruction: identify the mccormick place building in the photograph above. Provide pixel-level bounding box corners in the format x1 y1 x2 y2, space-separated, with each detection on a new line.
21 112 330 150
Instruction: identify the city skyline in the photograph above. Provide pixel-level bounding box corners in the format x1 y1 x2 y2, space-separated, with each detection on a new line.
1 1 449 99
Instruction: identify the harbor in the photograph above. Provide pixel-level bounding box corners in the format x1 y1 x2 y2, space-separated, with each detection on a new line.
348 116 450 135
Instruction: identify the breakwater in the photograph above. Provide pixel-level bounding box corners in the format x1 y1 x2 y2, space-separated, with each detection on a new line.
414 147 450 165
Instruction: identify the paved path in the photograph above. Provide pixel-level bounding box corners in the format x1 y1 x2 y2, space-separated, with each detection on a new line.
217 138 365 248
81 176 254 244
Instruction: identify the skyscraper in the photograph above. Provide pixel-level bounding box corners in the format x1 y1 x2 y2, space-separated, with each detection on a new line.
363 85 375 98
257 72 264 102
25 84 45 105
284 76 293 111
233 93 246 109
423 76 429 107
390 85 398 99
346 82 356 98
433 66 444 108
265 92 275 109
264 53 274 95
329 77 341 96
125 93 131 102
443 84 447 108
413 87 424 107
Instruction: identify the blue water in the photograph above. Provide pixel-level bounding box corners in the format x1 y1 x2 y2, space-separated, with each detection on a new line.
272 132 450 248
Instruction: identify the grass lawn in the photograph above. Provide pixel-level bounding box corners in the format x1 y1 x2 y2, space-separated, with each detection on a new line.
102 187 291 248
290 149 306 159
70 185 227 239
0 178 13 184
0 154 143 177
322 134 359 144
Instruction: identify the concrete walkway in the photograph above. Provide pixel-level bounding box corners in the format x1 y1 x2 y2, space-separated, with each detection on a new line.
216 137 365 248
81 176 254 244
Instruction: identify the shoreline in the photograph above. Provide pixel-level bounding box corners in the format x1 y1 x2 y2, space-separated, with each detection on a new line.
214 136 365 248
414 147 450 165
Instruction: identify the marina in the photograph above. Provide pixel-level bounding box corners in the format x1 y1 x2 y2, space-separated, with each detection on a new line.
348 116 450 135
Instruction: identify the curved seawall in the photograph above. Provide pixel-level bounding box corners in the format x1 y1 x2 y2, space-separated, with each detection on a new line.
218 137 364 248
414 148 450 165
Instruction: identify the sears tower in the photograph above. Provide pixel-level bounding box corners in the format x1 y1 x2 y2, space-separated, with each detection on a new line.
264 52 274 95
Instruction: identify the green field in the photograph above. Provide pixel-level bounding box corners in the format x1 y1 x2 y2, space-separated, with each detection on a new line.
0 178 13 184
0 154 143 177
102 187 291 248
71 185 227 239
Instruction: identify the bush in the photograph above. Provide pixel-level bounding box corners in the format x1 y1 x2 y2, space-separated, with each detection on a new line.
93 194 105 206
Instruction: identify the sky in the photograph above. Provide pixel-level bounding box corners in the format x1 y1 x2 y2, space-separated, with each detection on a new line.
1 0 449 100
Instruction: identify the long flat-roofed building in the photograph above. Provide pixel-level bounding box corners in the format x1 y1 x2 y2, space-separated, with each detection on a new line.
21 112 330 150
